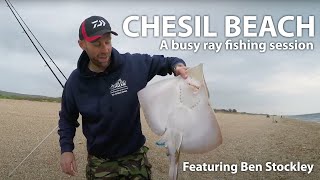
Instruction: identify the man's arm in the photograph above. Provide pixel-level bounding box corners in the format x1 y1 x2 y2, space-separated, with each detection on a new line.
58 79 80 176
58 82 79 153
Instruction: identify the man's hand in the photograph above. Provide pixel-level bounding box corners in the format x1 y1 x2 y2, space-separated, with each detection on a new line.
60 152 77 176
174 63 188 79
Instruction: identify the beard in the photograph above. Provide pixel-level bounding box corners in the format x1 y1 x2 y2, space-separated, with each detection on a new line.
88 53 112 72
94 54 111 67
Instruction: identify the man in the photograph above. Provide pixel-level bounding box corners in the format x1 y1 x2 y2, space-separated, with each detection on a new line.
58 15 188 179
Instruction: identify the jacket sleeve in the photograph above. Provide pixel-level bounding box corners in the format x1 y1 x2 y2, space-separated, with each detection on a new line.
140 54 186 82
58 78 80 154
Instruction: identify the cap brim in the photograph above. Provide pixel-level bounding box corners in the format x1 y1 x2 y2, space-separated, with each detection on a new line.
97 29 118 36
86 29 118 42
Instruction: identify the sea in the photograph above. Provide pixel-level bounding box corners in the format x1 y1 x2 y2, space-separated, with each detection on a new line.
287 113 320 123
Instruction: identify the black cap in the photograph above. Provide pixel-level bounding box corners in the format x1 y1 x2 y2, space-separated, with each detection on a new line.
79 16 118 42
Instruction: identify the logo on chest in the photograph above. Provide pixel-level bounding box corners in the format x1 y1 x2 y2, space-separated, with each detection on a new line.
110 78 128 96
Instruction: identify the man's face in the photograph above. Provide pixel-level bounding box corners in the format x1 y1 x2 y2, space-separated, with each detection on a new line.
79 34 112 70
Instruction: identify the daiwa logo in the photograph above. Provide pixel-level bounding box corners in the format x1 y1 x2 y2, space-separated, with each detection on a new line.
110 78 128 96
92 20 106 29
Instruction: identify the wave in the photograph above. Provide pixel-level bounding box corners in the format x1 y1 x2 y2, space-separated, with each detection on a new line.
287 113 320 123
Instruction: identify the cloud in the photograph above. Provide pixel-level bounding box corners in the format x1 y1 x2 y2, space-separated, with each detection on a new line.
252 70 320 95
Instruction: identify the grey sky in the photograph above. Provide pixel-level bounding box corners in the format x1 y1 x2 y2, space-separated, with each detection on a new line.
0 0 319 115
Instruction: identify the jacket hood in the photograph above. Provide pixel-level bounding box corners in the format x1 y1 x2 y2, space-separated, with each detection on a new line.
77 48 123 77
